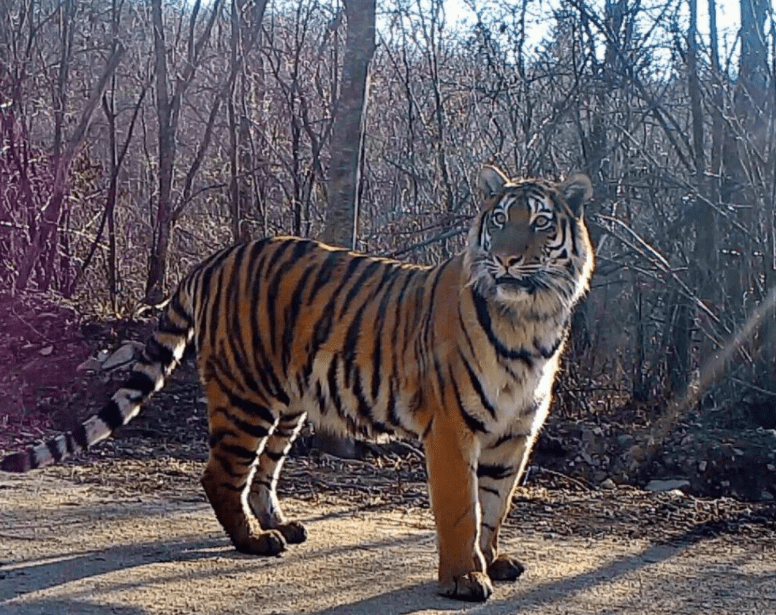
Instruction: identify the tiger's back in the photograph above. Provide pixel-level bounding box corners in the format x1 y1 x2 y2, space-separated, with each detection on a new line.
1 165 594 602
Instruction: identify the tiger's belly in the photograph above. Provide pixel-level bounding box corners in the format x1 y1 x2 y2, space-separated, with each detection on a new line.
295 353 425 440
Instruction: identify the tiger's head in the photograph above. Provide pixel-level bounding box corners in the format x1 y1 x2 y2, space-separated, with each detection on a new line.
465 165 594 311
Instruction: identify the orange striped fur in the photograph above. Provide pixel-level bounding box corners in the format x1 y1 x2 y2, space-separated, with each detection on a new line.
1 166 594 601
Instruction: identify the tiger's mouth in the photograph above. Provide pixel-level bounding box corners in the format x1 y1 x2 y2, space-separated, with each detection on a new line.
495 276 538 294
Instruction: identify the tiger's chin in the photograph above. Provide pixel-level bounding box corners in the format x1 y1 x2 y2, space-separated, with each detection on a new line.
491 280 531 302
474 274 572 316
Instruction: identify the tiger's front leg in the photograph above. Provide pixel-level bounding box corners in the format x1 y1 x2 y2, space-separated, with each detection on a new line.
423 415 493 602
477 429 535 583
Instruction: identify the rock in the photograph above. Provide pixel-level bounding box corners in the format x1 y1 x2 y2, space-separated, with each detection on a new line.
645 479 691 493
600 478 616 490
77 357 103 372
102 342 144 371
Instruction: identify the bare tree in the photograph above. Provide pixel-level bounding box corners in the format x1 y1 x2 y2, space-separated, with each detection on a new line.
146 0 223 301
322 0 376 248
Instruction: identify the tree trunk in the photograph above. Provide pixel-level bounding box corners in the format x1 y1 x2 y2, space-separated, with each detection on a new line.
146 0 175 302
322 0 376 249
316 0 375 458
145 0 222 301
228 0 268 243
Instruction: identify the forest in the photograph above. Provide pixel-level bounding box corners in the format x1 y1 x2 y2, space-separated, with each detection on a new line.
1 0 775 447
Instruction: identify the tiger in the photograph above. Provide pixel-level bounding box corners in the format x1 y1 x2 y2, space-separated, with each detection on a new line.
1 165 594 602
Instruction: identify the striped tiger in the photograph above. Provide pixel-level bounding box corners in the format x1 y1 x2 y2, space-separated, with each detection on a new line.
1 165 594 601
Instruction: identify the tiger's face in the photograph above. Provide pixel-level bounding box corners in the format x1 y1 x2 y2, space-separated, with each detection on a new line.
466 166 594 308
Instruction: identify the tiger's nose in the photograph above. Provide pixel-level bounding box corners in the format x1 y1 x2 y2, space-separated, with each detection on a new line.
495 254 521 269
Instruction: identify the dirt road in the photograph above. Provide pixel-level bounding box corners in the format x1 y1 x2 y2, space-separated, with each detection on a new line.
1 455 775 615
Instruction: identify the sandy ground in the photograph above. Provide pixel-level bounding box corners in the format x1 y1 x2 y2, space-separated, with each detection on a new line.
1 458 775 615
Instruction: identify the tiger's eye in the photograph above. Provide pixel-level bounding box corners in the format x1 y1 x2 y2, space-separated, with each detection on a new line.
492 211 507 226
533 215 553 230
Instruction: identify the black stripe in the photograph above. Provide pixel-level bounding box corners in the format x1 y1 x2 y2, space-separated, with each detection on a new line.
157 313 189 337
371 266 403 401
308 249 344 302
98 400 125 430
482 522 496 531
534 334 564 359
343 299 370 389
214 454 241 478
28 450 39 470
327 355 345 418
263 449 284 462
123 371 156 401
421 417 434 440
169 292 190 322
226 244 255 390
477 463 517 481
248 247 274 394
265 237 299 273
305 309 333 383
568 218 579 257
489 431 528 449
339 259 383 320
458 305 482 372
145 337 174 366
302 257 368 382
209 428 237 449
46 439 63 463
282 263 317 376
220 443 257 463
315 381 327 415
73 424 89 449
480 485 500 496
461 354 497 420
386 379 401 429
267 240 314 357
471 289 535 365
451 368 488 434
214 406 272 440
279 409 306 424
207 264 227 353
421 259 452 352
390 268 420 351
225 390 276 425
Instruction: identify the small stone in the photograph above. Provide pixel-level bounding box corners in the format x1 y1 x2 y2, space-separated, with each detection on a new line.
600 478 616 490
644 479 690 493
77 357 103 372
102 342 142 371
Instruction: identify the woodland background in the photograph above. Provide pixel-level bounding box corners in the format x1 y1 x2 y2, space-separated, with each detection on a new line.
1 0 776 439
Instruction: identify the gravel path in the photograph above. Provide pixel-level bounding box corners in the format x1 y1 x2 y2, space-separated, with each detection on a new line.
2 456 775 615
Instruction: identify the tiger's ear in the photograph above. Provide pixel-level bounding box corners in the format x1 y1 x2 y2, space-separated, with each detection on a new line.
479 165 510 198
562 173 593 216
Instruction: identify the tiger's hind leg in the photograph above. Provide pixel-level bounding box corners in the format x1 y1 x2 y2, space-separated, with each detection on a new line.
247 410 308 545
200 379 284 556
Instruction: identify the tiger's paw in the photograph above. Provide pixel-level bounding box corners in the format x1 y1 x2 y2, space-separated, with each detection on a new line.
487 554 525 582
276 520 307 544
438 571 493 602
233 529 287 556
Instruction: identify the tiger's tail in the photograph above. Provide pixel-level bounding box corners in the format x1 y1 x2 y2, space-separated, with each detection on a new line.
1 284 196 473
